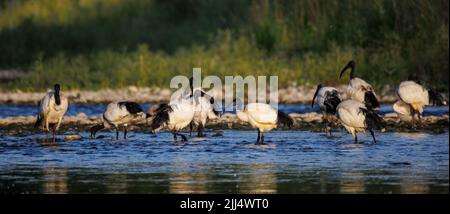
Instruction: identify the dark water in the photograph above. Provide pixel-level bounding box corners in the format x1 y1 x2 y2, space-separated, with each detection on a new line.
0 130 448 194
0 103 448 117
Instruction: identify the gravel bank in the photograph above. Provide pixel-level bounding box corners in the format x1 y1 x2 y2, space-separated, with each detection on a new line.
0 85 403 104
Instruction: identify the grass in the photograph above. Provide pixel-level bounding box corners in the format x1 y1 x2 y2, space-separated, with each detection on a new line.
0 0 448 92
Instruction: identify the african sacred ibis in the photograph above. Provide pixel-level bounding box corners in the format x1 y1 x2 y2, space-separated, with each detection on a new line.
234 100 293 144
190 92 220 137
168 77 220 137
336 93 385 143
34 84 69 141
150 98 195 142
393 80 447 124
311 84 342 135
339 60 380 109
90 101 146 139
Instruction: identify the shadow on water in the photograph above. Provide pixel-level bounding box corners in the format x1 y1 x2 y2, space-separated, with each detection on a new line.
0 129 448 194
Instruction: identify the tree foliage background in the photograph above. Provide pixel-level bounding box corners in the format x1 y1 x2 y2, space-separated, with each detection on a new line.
0 0 448 91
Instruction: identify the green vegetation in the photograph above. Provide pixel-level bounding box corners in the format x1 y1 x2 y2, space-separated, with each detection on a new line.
0 0 448 92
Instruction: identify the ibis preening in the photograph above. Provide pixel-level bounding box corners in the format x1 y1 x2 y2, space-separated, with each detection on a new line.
311 84 342 135
336 93 385 143
90 101 146 139
150 98 195 142
190 93 220 137
393 81 447 124
180 77 220 137
339 60 380 109
34 84 69 141
234 101 293 144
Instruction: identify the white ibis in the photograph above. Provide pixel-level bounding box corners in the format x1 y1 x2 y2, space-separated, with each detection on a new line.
90 101 146 139
150 98 195 142
34 84 69 142
190 93 220 137
183 77 221 137
336 94 385 143
393 80 447 124
311 84 342 135
339 60 380 109
234 100 293 144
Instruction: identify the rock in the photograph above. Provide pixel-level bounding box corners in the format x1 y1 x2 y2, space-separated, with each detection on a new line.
3 85 446 104
64 134 82 142
384 113 398 118
76 113 88 119
211 131 224 137
288 113 303 119
127 86 138 93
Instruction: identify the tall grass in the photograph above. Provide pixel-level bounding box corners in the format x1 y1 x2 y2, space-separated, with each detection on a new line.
0 0 448 92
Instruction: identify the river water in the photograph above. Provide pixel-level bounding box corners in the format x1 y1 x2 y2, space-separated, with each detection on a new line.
0 104 448 193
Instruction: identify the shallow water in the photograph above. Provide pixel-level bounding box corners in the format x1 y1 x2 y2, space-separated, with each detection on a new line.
0 103 448 117
0 129 448 194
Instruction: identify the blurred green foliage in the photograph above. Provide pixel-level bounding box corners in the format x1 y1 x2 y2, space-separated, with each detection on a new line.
0 0 448 91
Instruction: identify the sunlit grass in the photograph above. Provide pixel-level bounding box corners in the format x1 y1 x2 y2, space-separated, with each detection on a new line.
0 0 448 91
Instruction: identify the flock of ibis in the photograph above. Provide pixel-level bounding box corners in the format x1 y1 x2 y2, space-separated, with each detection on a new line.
34 60 447 144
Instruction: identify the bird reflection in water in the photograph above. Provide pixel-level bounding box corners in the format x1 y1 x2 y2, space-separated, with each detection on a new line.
395 132 428 139
339 172 365 194
236 164 277 194
169 173 210 194
400 178 431 194
42 167 68 194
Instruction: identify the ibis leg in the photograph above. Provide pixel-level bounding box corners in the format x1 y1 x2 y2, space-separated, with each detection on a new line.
124 126 128 139
52 125 56 143
197 124 205 137
256 129 261 144
370 129 377 143
172 128 177 141
352 130 358 143
172 130 187 142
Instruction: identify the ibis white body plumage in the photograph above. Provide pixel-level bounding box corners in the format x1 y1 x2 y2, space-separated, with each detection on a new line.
345 77 376 103
167 99 195 131
35 84 69 141
339 60 380 109
393 80 447 123
150 98 195 141
311 85 342 135
90 101 145 139
191 95 219 136
336 99 384 143
236 102 293 144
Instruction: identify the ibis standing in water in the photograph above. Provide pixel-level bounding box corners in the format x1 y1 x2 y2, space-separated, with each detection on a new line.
339 60 380 109
150 98 195 142
234 100 293 145
164 77 220 138
190 93 220 137
90 101 146 139
177 77 220 137
336 93 385 143
311 84 342 135
35 84 69 142
393 80 447 125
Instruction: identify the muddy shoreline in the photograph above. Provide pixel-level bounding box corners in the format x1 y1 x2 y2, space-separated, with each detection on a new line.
0 85 407 104
1 112 448 137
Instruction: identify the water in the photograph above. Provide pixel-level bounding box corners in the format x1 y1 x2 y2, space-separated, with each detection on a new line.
0 130 448 194
0 104 448 193
0 103 448 117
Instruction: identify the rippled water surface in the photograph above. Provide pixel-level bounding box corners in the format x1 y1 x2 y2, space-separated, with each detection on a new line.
1 103 448 117
0 129 448 193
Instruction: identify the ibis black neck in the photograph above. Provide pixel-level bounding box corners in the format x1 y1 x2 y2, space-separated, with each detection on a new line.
311 84 322 108
54 84 61 105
